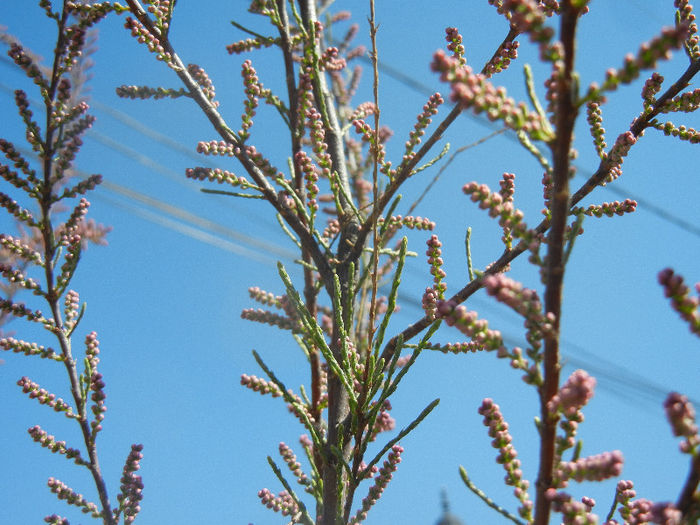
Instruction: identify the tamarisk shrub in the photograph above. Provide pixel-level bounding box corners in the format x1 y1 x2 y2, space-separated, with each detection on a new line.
2 1 699 523
0 2 142 525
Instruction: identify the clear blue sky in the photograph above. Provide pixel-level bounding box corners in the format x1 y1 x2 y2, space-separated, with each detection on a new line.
1 2 699 524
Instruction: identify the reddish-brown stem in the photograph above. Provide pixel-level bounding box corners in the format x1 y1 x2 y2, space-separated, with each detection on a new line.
533 4 579 523
677 452 700 519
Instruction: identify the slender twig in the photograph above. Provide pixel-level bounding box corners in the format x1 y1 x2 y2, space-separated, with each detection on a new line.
366 0 380 353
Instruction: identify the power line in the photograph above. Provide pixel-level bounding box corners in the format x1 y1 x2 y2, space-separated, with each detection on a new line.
1 56 696 414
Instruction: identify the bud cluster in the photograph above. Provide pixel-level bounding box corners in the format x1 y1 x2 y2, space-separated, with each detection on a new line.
664 391 699 454
478 398 533 521
432 50 550 140
350 445 404 523
258 488 299 517
657 267 700 335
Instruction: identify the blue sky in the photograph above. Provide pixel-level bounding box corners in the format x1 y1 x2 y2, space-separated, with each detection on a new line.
1 2 699 524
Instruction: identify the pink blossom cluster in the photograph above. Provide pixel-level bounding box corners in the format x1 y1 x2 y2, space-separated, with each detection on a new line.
545 489 598 525
124 17 172 63
351 445 403 523
307 107 333 180
586 99 607 156
580 199 637 218
483 40 519 77
548 369 596 419
664 391 699 454
89 365 107 436
279 442 310 486
619 498 682 525
187 63 217 106
146 0 171 27
378 215 435 231
0 161 31 194
239 60 260 139
248 286 283 308
0 263 40 293
0 297 44 323
0 336 57 359
487 0 563 62
463 181 532 243
642 72 665 105
241 307 298 331
17 376 74 416
0 234 42 266
240 373 283 397
657 267 700 335
8 43 48 89
595 25 690 94
437 299 505 351
0 193 35 226
662 87 700 113
483 274 554 356
556 451 623 487
483 274 543 320
196 140 239 157
401 93 444 165
320 46 346 71
118 444 145 524
63 289 80 324
185 167 255 190
28 426 85 465
425 234 446 296
65 1 129 18
44 514 69 525
445 27 467 65
349 101 377 123
295 151 319 212
47 477 100 516
257 488 299 517
370 400 396 441
654 120 700 143
499 172 516 203
676 0 700 60
432 50 547 138
603 131 637 182
478 398 533 520
422 287 440 321
322 218 341 241
351 119 392 177
227 36 276 54
429 341 489 354
243 144 283 179
52 96 90 128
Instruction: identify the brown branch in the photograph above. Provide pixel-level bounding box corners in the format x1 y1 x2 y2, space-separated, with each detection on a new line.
534 4 579 524
677 452 700 520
